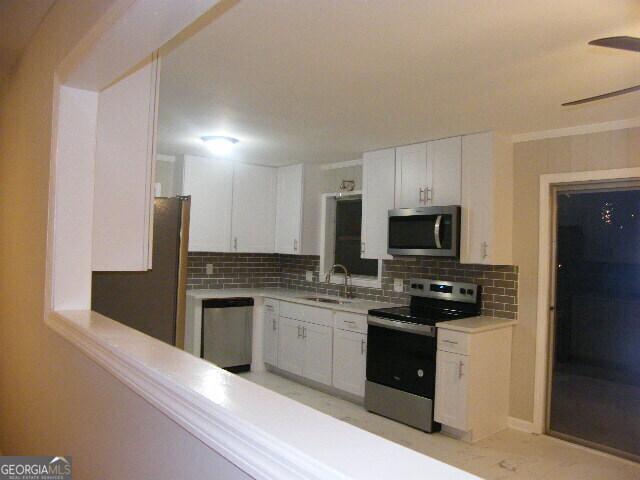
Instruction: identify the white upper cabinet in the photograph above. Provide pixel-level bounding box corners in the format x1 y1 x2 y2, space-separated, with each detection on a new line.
428 136 462 206
394 138 462 208
232 163 276 253
274 164 321 255
395 142 428 208
182 155 233 252
460 132 513 265
275 164 303 254
362 148 395 259
92 55 159 271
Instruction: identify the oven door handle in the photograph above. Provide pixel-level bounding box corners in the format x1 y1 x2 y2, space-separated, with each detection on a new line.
434 215 442 249
367 316 436 337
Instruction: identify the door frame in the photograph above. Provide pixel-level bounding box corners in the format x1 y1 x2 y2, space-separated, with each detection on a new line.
532 167 640 434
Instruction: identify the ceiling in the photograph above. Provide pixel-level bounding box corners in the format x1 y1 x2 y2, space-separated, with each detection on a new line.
157 0 640 166
0 0 55 82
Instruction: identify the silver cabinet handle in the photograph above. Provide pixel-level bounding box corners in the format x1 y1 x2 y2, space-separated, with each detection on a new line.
419 187 425 205
265 304 274 311
481 241 488 260
233 237 238 250
293 239 298 252
361 242 365 254
442 339 458 345
434 215 442 249
302 326 307 339
360 338 366 355
297 325 301 338
427 187 432 202
344 319 357 325
272 319 277 331
458 361 464 379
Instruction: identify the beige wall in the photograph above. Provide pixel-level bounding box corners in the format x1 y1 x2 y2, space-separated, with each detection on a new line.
510 127 640 421
0 2 250 478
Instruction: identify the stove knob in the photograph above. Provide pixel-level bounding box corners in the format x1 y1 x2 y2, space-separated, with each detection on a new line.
417 369 424 378
467 289 474 295
418 284 424 290
411 283 418 289
460 288 466 294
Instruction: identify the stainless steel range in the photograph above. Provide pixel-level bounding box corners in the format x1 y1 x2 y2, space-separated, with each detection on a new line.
365 278 480 432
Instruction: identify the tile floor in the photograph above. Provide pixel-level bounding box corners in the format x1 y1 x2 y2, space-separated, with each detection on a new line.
239 371 640 480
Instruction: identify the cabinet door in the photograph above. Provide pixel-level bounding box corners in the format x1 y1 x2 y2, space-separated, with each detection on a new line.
428 136 461 206
395 143 428 208
93 55 159 271
333 329 366 396
182 155 234 252
460 133 492 264
275 164 303 254
277 317 303 375
362 148 395 260
263 300 279 366
232 163 276 253
434 350 468 430
302 322 333 386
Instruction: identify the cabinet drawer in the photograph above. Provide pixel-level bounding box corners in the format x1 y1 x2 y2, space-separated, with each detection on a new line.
437 329 469 355
280 301 333 327
335 312 367 333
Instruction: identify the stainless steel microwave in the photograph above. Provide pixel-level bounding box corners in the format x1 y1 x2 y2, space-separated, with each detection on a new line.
388 206 461 257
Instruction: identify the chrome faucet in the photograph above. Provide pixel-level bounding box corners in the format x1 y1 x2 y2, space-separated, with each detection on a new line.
325 264 354 299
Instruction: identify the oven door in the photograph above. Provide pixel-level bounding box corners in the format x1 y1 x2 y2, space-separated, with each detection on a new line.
366 317 437 398
387 206 460 256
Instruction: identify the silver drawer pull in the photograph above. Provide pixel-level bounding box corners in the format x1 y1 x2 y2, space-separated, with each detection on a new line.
442 339 458 345
344 320 356 324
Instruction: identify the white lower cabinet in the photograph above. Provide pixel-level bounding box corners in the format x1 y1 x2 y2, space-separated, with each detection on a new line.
270 301 367 394
302 322 333 385
263 299 279 367
332 329 367 397
434 326 513 442
276 313 333 386
434 350 468 430
277 317 305 376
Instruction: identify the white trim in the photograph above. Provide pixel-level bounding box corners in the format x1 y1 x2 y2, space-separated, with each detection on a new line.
320 159 362 170
512 117 640 144
318 191 382 289
533 167 640 434
507 417 535 434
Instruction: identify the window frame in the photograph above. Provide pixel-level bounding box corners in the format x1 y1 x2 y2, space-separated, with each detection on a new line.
319 191 382 289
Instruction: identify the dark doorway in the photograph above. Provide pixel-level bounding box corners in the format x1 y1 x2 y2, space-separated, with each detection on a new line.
548 186 640 460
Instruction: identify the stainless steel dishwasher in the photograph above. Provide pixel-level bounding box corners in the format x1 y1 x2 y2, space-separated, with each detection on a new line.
201 297 253 372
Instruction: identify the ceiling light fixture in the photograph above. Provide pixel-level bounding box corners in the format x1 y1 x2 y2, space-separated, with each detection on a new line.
201 135 239 155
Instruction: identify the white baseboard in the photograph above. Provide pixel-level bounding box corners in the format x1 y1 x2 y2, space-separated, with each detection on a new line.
507 416 536 433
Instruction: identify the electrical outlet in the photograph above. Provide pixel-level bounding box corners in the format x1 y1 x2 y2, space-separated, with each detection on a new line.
305 270 314 282
205 264 214 275
393 278 404 293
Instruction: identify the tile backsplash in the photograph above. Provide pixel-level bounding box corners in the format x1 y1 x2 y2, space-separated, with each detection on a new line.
188 253 518 319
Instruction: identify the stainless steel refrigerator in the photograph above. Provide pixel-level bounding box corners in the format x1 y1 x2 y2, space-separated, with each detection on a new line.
91 196 190 347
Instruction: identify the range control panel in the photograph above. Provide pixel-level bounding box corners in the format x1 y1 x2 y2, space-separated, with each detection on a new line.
409 278 479 304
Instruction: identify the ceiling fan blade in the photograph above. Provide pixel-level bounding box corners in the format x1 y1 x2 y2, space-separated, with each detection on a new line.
562 84 640 106
588 36 640 53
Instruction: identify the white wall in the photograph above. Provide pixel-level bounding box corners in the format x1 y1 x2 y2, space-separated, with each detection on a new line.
0 2 250 478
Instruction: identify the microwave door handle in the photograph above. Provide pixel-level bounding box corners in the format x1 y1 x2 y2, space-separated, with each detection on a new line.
434 215 442 249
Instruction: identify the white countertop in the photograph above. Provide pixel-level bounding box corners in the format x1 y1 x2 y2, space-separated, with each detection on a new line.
187 288 399 315
436 316 517 333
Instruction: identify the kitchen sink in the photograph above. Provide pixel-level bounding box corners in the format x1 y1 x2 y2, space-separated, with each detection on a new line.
300 296 352 304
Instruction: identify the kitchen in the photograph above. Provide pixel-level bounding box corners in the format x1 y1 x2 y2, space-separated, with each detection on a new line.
85 1 640 478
